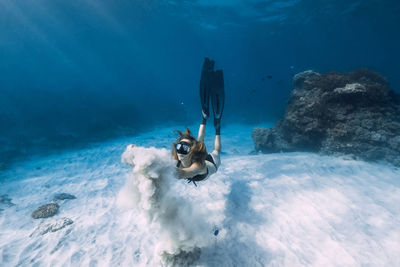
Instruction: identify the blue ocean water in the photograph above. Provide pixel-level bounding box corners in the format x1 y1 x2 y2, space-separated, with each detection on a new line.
1 2 400 265
1 0 400 162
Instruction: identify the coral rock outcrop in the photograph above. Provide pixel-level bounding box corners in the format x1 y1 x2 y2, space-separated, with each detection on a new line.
252 69 400 166
31 203 59 219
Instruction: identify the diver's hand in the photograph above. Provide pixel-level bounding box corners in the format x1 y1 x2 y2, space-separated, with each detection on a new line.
175 167 186 179
175 163 205 179
126 144 135 150
122 144 135 167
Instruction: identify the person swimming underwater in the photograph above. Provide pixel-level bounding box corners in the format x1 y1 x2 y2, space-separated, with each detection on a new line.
173 58 225 186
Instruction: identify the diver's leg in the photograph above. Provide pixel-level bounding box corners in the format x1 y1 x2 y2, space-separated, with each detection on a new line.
199 58 215 142
209 135 221 173
210 67 224 169
198 123 206 142
213 134 221 153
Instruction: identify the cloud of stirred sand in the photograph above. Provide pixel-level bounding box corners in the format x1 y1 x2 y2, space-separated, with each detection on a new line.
118 145 214 265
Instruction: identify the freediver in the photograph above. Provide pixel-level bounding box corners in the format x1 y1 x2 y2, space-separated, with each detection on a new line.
172 57 225 186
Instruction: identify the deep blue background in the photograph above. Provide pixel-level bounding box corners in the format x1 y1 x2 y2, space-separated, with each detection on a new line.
1 0 399 163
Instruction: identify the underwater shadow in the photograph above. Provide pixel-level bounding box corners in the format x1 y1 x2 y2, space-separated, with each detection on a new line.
197 234 271 267
225 180 264 224
193 180 272 266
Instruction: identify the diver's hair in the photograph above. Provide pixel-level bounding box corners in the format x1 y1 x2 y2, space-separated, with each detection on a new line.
172 127 207 167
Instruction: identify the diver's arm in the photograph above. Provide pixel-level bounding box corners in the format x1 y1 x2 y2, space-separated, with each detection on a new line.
175 162 206 179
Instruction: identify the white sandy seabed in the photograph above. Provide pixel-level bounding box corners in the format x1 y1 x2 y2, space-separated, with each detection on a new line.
0 124 399 267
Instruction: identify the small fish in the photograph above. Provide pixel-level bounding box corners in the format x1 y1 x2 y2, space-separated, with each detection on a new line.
262 75 272 81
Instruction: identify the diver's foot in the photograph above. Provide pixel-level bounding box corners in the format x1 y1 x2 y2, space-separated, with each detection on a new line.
211 69 224 127
201 111 208 124
200 58 214 124
214 117 221 135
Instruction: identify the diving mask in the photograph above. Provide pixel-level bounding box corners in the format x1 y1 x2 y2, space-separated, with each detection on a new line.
175 141 192 155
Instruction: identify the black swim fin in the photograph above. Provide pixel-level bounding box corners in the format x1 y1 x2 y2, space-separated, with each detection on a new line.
200 58 215 123
211 69 224 135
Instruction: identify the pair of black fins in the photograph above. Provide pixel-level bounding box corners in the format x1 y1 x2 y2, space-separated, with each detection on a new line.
200 57 225 129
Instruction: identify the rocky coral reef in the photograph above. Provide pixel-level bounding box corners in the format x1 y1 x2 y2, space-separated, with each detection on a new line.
53 193 76 201
30 217 73 236
252 69 400 166
31 203 59 219
0 194 15 207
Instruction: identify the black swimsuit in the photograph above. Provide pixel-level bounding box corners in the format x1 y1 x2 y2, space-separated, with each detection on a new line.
177 154 217 186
